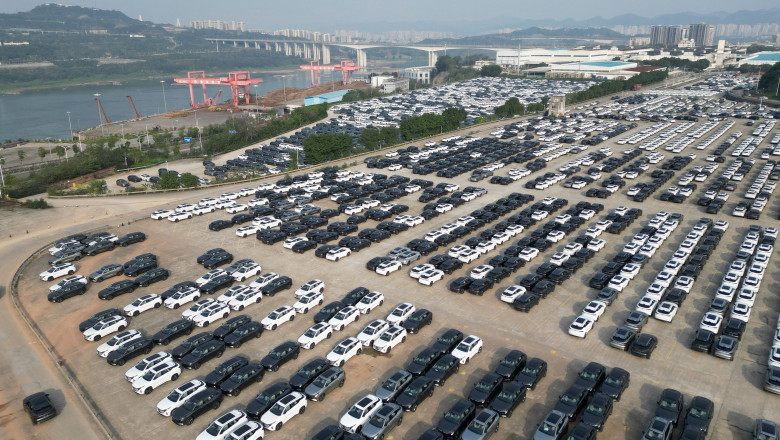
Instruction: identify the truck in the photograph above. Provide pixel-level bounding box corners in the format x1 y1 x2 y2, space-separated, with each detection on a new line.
632 84 643 91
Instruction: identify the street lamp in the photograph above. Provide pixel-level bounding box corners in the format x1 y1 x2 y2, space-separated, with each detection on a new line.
120 123 125 141
276 74 291 104
160 80 168 114
66 111 73 141
94 93 104 136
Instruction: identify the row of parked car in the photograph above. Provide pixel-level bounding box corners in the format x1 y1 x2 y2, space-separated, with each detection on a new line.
45 231 146 266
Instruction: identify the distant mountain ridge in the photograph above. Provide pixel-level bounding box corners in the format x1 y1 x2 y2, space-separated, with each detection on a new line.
419 27 627 46
0 4 159 32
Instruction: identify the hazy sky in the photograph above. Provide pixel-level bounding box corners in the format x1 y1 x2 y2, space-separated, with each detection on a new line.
2 1 778 32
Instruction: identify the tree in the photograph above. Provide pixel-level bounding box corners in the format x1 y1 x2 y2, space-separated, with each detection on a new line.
480 64 502 77
55 145 66 159
442 107 467 129
758 61 780 96
72 145 80 154
180 172 199 188
494 97 525 118
37 146 47 162
303 133 354 164
435 55 458 73
158 172 179 189
17 149 26 164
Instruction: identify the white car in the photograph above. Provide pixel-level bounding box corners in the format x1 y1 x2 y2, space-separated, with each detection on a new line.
192 302 231 327
261 306 296 330
196 269 228 286
620 263 641 280
500 285 526 303
83 315 128 342
653 301 679 322
410 263 435 279
700 312 723 334
125 351 174 382
327 337 362 367
294 279 325 298
49 275 88 292
654 271 675 288
339 394 382 434
40 263 76 281
356 291 384 314
608 275 630 292
386 303 415 325
182 298 217 320
357 320 390 346
151 209 174 220
199 198 219 206
470 265 494 280
250 272 279 289
491 232 510 245
226 204 248 214
451 335 483 364
96 329 143 358
132 360 182 395
376 260 403 276
124 294 162 317
645 283 667 301
293 290 325 314
156 379 208 417
298 322 333 349
217 285 252 304
227 288 263 311
730 301 752 322
549 252 570 266
197 409 248 440
581 300 607 321
326 247 352 261
635 296 659 316
48 240 79 255
673 276 695 293
418 269 445 286
518 247 539 262
255 217 281 230
663 260 683 275
736 287 757 307
563 243 583 256
372 325 407 354
165 287 201 309
568 316 594 338
236 225 260 238
283 236 306 249
505 225 524 236
231 263 262 282
192 205 216 216
457 249 481 264
329 306 361 331
168 211 193 222
715 285 736 303
260 392 307 432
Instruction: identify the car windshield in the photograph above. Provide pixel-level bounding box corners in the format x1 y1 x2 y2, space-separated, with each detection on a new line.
333 345 348 355
501 357 518 367
368 414 387 427
604 376 621 387
475 381 493 392
141 370 156 381
659 399 678 411
107 337 124 347
587 403 604 415
689 407 707 418
347 406 365 418
560 394 578 405
167 389 183 401
269 402 286 416
391 307 407 316
646 429 665 440
540 422 557 434
268 311 281 319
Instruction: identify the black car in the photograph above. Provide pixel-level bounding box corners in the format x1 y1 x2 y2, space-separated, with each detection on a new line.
200 275 235 295
198 248 227 265
432 329 465 353
311 425 347 440
259 230 287 244
512 293 540 312
439 258 463 274
589 273 612 289
655 388 684 425
530 280 555 298
366 257 390 270
180 340 226 370
122 253 157 271
436 399 476 438
79 308 123 332
449 277 473 294
124 259 159 277
204 355 249 387
260 276 292 296
395 376 434 412
402 309 432 334
223 322 263 348
290 358 330 391
161 281 198 300
219 362 265 397
342 287 370 306
683 396 714 434
468 278 495 296
722 318 747 340
172 332 214 360
489 381 526 417
574 362 606 393
213 315 252 340
568 422 597 440
204 252 234 269
495 350 527 381
407 348 444 376
425 354 460 386
247 382 294 420
547 268 572 285
261 341 300 371
580 392 613 431
314 301 345 323
554 384 589 419
209 220 233 231
98 279 136 300
598 368 630 401
118 232 146 247
48 281 87 302
153 319 194 345
468 372 503 407
629 333 658 359
23 392 58 424
171 387 224 426
514 357 547 389
83 239 116 256
106 337 153 366
292 240 318 253
133 267 170 287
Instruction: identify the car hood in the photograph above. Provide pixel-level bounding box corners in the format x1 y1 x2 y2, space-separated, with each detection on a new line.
468 389 489 403
204 371 227 386
495 364 516 378
491 397 513 413
260 355 277 367
598 384 620 398
655 408 679 423
581 411 605 427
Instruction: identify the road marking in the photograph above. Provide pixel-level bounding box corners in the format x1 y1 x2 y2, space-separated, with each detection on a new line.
550 350 557 355
448 388 455 392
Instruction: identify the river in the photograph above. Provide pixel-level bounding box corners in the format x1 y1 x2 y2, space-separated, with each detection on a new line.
0 69 337 141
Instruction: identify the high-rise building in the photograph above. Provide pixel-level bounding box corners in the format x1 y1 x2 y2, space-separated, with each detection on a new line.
650 25 690 47
650 26 668 46
688 23 714 47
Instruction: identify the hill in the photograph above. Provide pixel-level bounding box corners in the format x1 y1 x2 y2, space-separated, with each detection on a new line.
0 4 159 33
420 27 627 46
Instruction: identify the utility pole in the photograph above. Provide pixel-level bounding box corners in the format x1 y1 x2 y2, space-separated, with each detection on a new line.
66 111 73 141
160 80 168 114
94 93 104 136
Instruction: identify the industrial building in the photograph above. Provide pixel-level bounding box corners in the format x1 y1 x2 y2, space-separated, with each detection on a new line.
543 61 666 80
401 66 435 84
303 89 350 106
495 48 616 69
380 78 410 94
738 52 780 66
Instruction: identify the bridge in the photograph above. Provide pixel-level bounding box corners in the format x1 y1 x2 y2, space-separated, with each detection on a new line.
205 38 514 69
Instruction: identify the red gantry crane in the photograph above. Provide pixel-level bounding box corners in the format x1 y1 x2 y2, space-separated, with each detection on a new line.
300 60 362 87
173 71 263 111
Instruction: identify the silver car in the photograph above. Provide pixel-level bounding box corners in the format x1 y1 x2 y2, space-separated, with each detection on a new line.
534 410 569 440
303 366 345 402
48 246 84 265
375 370 413 402
360 403 403 440
462 408 500 440
89 264 124 282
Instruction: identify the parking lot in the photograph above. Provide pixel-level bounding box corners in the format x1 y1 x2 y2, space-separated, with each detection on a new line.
15 75 780 440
